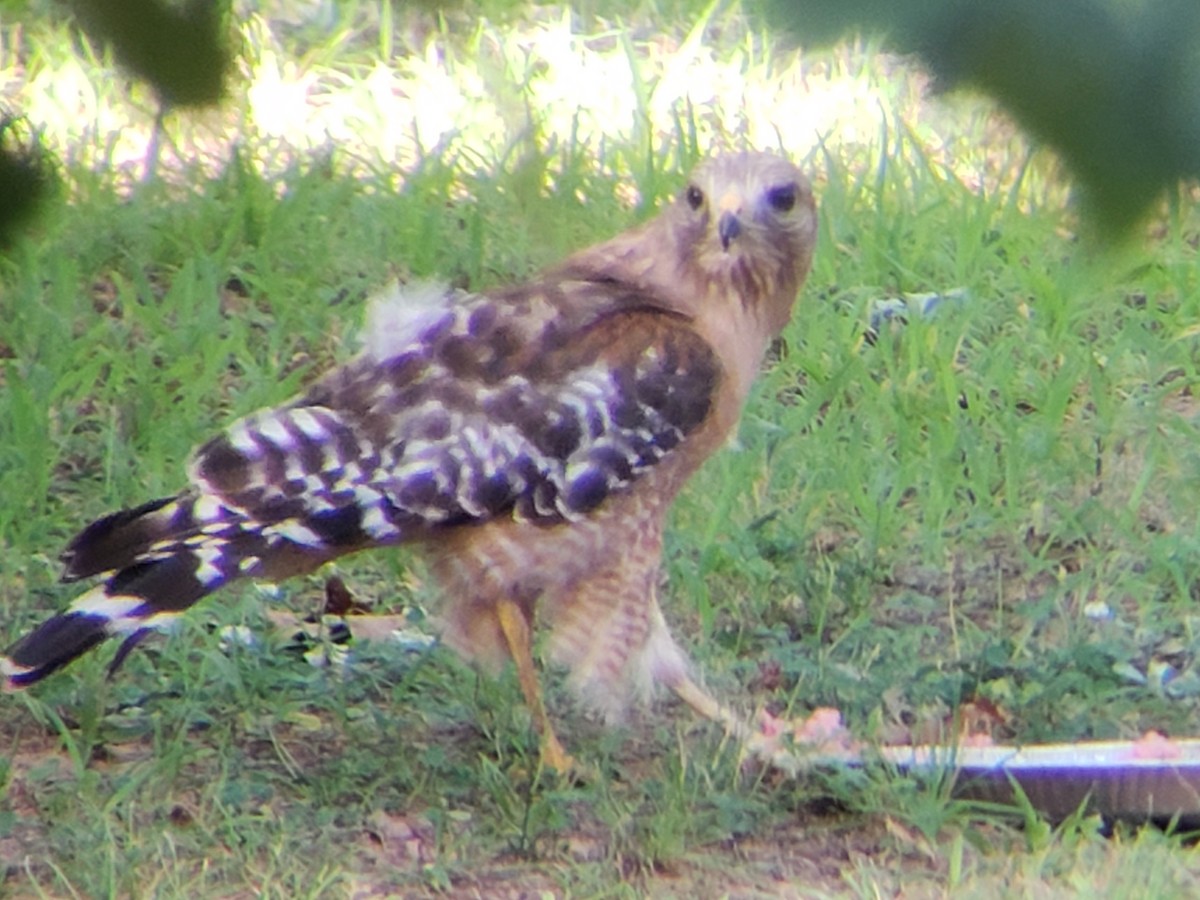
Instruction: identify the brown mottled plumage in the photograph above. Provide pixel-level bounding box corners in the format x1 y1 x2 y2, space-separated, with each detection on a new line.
3 151 817 770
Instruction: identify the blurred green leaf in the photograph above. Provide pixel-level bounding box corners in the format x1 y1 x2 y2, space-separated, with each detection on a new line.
764 0 1200 233
70 0 231 108
0 116 56 248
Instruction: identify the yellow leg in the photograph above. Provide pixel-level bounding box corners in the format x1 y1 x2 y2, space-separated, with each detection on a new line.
668 674 753 743
668 672 808 776
495 599 575 774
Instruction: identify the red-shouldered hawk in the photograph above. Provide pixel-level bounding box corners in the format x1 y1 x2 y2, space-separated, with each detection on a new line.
3 151 817 772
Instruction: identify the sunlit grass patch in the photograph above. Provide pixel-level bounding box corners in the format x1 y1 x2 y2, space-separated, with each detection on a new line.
5 0 1054 208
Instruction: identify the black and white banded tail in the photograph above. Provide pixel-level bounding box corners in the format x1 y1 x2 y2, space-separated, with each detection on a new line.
4 495 297 687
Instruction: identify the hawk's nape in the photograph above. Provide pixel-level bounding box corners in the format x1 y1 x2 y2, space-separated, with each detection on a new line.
3 151 817 773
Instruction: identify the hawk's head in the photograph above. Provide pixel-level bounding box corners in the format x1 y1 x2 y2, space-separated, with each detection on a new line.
672 151 817 332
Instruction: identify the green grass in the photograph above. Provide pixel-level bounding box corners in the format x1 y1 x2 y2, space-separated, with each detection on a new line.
5 1 1200 896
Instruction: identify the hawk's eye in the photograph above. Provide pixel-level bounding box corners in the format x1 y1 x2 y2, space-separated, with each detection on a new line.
685 185 704 210
766 184 797 213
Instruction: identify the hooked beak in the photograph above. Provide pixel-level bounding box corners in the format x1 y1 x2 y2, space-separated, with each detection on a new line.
717 211 742 251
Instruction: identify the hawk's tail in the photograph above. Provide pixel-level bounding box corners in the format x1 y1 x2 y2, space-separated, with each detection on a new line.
3 494 292 690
